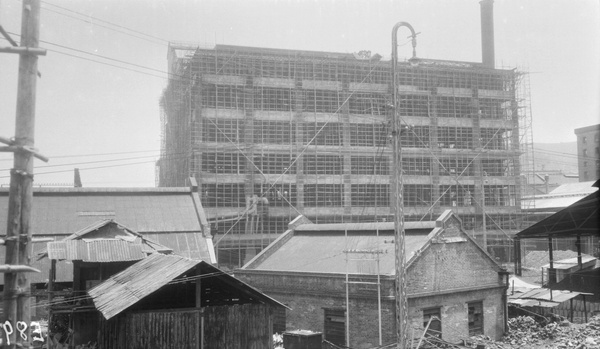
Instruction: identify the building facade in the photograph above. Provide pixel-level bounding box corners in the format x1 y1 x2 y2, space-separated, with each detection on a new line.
236 211 508 348
159 44 530 268
574 124 600 182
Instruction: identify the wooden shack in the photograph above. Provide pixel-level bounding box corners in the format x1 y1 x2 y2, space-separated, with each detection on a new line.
88 253 287 349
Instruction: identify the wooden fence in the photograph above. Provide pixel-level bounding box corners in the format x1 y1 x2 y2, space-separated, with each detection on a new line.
97 304 273 349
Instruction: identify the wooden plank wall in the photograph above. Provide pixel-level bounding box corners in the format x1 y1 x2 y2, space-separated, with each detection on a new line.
98 304 273 349
203 304 273 349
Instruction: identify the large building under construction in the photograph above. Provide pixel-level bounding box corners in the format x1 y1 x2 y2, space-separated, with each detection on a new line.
158 43 533 268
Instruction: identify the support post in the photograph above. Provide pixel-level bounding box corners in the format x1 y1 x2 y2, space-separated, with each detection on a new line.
392 21 417 349
513 238 521 276
2 1 42 348
548 237 555 286
196 265 202 349
576 235 582 270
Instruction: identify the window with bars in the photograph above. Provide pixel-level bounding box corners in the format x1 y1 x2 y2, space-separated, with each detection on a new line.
304 123 343 146
254 183 297 207
201 183 245 207
401 126 430 148
351 184 389 206
436 97 473 118
255 87 293 111
253 154 296 174
303 155 343 175
468 302 484 336
201 152 244 174
348 93 388 115
404 185 432 207
253 120 295 144
437 127 473 149
202 119 244 143
350 156 389 175
304 90 341 113
201 84 245 109
439 158 473 176
349 123 387 147
397 95 429 117
402 158 431 175
439 185 475 207
304 184 343 207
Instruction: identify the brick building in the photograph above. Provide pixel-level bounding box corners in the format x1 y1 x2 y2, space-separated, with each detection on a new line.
236 210 508 348
158 43 532 269
574 124 600 182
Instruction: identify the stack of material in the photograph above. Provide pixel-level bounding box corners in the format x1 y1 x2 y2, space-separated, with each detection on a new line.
467 316 600 349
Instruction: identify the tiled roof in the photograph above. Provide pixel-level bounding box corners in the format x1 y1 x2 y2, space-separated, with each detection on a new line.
0 187 203 235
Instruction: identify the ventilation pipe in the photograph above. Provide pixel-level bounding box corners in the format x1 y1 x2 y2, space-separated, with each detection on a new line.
480 0 495 68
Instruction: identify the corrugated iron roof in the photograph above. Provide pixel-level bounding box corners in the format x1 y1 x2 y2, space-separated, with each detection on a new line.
41 220 173 262
245 229 430 274
294 221 436 232
518 184 600 238
89 254 286 320
47 239 148 262
89 254 200 320
0 230 212 286
509 288 585 308
0 188 203 235
541 255 597 270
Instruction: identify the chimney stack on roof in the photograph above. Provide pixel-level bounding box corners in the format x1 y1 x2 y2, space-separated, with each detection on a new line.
480 0 495 68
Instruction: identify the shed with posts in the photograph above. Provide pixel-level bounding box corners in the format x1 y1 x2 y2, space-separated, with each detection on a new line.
88 253 287 349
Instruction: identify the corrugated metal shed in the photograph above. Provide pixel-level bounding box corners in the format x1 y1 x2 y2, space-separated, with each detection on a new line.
518 180 600 238
89 254 286 320
41 219 173 262
90 254 199 320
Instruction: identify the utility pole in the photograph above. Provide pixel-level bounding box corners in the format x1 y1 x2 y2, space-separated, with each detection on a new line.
0 1 45 347
391 21 418 349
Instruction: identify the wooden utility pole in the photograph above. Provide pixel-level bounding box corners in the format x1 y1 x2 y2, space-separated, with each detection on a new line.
1 1 44 347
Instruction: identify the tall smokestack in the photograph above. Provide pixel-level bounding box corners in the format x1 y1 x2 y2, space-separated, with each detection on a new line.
480 0 495 68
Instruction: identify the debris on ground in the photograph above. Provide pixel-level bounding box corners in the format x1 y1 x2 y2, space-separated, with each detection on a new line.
469 315 600 349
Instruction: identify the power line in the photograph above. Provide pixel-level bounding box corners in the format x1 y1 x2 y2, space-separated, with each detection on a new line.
40 0 169 44
0 152 192 179
0 149 161 163
6 30 171 79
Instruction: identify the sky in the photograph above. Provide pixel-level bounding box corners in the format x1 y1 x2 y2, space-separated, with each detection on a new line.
0 0 598 187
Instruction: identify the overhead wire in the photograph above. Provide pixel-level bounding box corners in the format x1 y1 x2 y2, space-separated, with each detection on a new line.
38 1 167 46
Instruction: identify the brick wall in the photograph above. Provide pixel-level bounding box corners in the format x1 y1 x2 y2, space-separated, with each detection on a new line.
407 287 505 342
407 218 503 295
237 270 506 346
